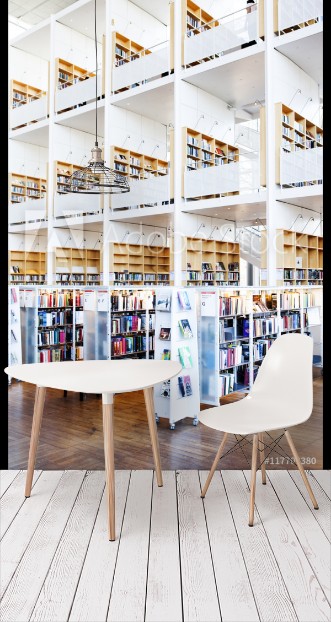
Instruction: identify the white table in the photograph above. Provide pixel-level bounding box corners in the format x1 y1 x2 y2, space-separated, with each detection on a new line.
5 359 182 540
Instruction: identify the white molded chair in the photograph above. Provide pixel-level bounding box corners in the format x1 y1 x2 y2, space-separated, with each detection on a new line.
199 333 318 525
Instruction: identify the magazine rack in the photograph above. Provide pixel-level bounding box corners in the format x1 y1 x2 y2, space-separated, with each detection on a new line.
154 287 200 429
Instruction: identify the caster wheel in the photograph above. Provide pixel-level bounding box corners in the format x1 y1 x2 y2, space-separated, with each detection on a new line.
155 415 160 424
169 423 176 430
193 417 199 426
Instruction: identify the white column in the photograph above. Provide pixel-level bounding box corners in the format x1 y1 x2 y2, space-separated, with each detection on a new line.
264 0 277 286
102 0 113 286
46 15 56 285
173 0 183 287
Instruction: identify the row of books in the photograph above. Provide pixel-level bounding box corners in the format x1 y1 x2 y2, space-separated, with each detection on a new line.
38 292 84 308
37 328 71 345
253 316 277 337
253 338 275 361
219 372 235 397
38 309 73 327
74 346 84 360
219 344 243 369
280 312 301 331
110 291 155 311
39 347 72 362
111 334 150 356
111 314 155 333
219 296 247 316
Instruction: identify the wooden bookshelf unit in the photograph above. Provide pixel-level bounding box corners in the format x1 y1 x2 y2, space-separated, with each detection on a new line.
260 102 323 187
11 80 46 112
110 146 168 182
109 243 171 286
111 32 151 93
9 250 46 284
182 0 219 66
55 161 85 194
261 229 323 286
55 248 101 285
183 127 239 198
55 58 95 112
183 237 240 286
9 173 47 204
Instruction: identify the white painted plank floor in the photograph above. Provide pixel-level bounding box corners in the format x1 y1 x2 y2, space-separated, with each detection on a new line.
0 470 330 622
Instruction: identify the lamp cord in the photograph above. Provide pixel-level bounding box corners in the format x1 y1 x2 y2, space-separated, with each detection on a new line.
95 0 98 146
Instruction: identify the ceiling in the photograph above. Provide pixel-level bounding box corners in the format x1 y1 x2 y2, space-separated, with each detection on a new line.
112 78 174 126
183 49 265 116
55 101 105 135
183 194 267 224
9 0 169 29
9 0 78 26
9 122 50 147
275 30 323 94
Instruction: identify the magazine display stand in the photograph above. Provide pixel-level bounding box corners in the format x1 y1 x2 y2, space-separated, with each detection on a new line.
154 287 200 429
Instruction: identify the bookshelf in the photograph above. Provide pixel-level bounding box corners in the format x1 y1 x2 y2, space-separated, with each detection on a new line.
37 289 84 362
183 127 239 198
109 243 171 286
9 251 46 285
110 146 168 182
111 32 151 93
182 0 219 66
110 289 155 360
9 173 47 204
55 247 101 285
55 161 85 194
261 229 323 286
55 58 95 111
260 102 323 187
10 79 46 123
154 287 200 428
183 237 240 286
9 286 22 372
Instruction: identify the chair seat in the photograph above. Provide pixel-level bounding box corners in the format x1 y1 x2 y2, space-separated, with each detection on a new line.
199 394 309 435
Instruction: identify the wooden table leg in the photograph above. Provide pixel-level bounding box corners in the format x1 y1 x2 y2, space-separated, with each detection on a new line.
25 385 46 498
249 434 259 526
285 429 318 509
144 387 163 487
102 392 116 541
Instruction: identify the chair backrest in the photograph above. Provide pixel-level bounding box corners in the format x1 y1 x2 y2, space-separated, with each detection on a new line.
250 333 313 424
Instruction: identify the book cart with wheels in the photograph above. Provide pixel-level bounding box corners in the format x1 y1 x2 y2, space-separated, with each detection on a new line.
154 287 200 429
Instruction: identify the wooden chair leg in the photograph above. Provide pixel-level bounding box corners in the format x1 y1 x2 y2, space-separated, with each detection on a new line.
285 430 318 509
249 434 259 526
201 432 228 498
102 393 116 541
258 432 266 485
25 386 46 498
144 387 163 487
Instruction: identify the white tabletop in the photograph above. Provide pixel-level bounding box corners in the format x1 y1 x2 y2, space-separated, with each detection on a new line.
5 360 182 394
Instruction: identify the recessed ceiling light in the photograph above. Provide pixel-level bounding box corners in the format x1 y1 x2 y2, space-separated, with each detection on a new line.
227 207 231 210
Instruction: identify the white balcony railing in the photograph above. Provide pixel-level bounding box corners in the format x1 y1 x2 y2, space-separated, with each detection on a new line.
280 146 323 187
55 68 102 113
10 94 48 129
184 152 260 200
54 193 101 218
110 174 170 211
112 41 170 93
184 4 258 67
278 0 323 33
9 199 47 226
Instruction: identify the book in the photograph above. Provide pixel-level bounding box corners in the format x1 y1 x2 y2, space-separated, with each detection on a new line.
160 380 171 398
157 295 171 311
178 346 193 368
178 318 193 338
159 327 171 340
202 262 213 270
216 261 226 271
177 290 191 310
177 375 193 398
161 349 171 360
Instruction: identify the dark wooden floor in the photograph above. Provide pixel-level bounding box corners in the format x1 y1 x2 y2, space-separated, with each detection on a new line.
8 368 323 470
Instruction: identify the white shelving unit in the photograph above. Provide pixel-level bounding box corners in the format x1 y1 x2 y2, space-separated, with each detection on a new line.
8 286 22 382
154 287 200 429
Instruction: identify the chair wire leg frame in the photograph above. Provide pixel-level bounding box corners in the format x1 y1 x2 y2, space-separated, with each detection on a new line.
201 429 318 526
